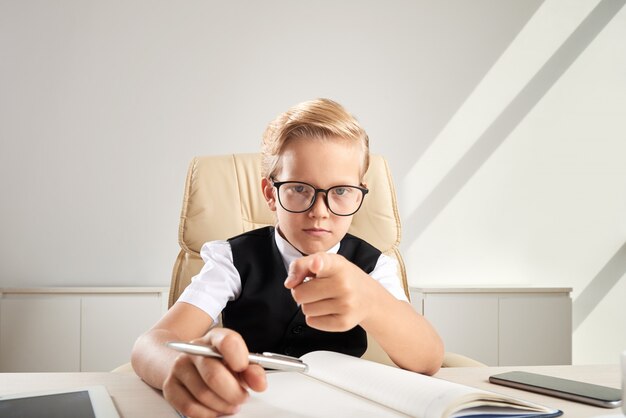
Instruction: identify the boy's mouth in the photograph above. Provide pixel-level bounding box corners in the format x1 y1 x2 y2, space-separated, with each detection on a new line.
303 227 330 236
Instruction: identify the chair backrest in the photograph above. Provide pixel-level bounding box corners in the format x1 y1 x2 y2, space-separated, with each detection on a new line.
168 153 407 365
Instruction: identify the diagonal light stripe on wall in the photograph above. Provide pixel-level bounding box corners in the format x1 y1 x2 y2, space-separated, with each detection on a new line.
573 242 626 330
402 0 625 248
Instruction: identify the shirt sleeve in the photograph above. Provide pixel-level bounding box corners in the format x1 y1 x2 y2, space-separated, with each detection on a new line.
176 240 242 322
370 253 409 302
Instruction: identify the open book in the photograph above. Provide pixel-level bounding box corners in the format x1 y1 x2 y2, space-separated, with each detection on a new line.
239 351 562 418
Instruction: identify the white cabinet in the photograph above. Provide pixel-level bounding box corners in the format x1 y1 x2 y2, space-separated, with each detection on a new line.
0 288 168 372
0 296 81 371
410 287 572 366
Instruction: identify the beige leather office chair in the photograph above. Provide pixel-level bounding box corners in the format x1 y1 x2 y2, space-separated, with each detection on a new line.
166 153 483 368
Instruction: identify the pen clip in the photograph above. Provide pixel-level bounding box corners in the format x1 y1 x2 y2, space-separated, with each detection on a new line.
261 352 305 364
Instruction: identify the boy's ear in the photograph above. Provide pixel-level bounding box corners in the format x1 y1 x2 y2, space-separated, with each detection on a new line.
261 178 277 212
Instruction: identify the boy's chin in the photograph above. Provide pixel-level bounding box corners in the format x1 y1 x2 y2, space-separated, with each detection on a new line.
295 240 335 256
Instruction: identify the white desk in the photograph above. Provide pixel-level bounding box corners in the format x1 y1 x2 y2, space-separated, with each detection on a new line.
0 365 621 417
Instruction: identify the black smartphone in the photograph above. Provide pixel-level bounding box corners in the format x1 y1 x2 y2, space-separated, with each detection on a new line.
489 371 622 408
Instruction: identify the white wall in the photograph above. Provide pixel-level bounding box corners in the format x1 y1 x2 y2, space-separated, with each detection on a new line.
1 1 624 364
402 0 626 364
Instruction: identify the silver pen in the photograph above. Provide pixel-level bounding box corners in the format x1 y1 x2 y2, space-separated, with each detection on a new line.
166 341 308 372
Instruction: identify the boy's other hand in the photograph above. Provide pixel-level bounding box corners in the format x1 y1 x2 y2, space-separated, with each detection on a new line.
285 253 379 332
162 328 267 418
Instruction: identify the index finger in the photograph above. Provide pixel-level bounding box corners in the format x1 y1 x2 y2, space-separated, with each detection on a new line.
284 253 329 289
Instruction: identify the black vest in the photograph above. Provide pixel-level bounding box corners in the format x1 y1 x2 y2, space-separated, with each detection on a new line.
223 226 381 358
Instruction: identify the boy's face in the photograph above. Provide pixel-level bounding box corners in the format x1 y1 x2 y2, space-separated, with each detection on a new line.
262 137 364 255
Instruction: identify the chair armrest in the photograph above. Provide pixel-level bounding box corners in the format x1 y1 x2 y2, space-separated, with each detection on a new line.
111 362 135 373
442 352 486 367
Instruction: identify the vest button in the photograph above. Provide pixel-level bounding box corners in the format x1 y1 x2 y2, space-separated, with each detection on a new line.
292 325 304 334
284 346 293 355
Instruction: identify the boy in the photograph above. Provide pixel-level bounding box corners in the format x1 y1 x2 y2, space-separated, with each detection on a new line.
131 98 444 417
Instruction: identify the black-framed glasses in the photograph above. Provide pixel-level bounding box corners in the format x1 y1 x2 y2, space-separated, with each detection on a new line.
271 180 368 216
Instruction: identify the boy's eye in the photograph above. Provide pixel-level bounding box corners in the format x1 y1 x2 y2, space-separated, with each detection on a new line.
284 183 312 195
332 187 350 196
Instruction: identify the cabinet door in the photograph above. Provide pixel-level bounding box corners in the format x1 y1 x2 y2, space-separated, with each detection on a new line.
424 294 499 366
81 294 164 371
0 296 81 372
499 295 572 365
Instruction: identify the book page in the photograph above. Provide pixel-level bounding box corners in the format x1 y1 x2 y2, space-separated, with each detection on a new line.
239 371 408 417
301 351 474 418
300 351 558 418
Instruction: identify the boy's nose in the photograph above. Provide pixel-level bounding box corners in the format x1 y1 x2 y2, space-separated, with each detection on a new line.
308 192 330 217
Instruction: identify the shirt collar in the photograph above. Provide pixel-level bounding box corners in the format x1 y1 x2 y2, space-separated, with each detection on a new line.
273 226 340 272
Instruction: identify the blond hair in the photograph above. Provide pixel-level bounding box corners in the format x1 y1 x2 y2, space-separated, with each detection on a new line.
261 98 370 180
